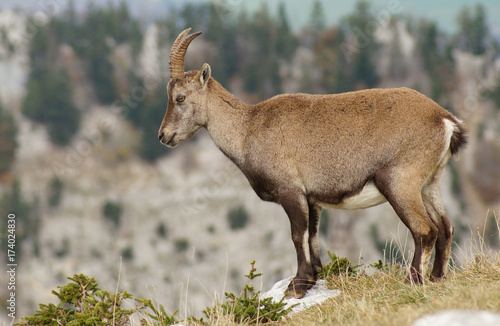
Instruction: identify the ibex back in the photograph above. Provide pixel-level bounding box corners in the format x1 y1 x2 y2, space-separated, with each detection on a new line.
158 29 467 298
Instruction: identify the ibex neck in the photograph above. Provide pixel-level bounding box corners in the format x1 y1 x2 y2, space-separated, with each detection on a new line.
205 79 249 166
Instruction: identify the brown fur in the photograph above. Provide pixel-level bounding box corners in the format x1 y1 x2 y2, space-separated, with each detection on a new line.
158 30 467 298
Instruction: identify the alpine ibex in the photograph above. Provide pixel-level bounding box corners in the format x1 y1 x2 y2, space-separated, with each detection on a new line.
158 28 467 298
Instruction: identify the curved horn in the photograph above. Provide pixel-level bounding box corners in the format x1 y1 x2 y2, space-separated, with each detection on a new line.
169 29 202 79
170 28 191 55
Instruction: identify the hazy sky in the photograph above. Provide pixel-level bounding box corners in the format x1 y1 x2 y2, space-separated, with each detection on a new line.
1 0 499 36
240 0 500 35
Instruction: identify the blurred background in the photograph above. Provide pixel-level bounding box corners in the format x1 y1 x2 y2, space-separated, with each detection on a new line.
0 0 499 321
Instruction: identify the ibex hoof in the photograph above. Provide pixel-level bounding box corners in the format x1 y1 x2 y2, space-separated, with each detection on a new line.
406 272 424 285
429 273 446 282
285 279 316 299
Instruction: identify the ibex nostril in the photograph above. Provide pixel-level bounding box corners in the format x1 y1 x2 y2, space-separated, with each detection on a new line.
158 132 164 141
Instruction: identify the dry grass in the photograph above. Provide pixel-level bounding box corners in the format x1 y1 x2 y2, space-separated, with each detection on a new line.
279 258 499 326
170 222 500 326
17 222 496 326
278 233 500 326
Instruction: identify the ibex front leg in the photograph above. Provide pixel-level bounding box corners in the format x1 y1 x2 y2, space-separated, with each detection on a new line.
280 191 316 298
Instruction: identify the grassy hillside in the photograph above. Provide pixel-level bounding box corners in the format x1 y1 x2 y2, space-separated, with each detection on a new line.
281 254 500 326
197 244 499 326
15 235 499 326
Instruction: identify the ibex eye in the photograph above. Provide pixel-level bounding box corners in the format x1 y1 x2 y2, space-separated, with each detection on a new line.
176 96 185 103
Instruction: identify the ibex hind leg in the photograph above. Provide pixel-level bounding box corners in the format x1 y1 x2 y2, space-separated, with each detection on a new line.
376 172 438 284
422 180 453 281
308 204 323 279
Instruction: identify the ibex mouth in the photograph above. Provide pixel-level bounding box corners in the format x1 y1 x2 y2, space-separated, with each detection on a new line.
165 132 177 147
159 131 177 147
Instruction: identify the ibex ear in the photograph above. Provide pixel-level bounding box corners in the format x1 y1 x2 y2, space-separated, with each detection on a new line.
197 63 211 90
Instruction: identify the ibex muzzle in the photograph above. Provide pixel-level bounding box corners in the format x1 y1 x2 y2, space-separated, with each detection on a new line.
158 28 467 298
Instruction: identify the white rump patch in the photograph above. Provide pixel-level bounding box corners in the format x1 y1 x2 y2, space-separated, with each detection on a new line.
442 119 455 155
322 181 387 210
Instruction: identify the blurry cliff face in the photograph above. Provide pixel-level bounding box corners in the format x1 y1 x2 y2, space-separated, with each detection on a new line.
0 10 29 106
452 51 500 234
0 2 499 322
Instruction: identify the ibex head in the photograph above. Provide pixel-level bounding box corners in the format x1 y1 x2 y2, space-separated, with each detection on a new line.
158 28 211 147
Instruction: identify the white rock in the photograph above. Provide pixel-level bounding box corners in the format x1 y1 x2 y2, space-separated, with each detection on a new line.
413 310 500 326
261 276 341 314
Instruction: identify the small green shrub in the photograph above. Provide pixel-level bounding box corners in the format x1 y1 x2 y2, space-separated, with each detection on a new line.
48 176 64 208
227 205 250 230
203 261 292 324
369 224 387 256
174 238 190 252
0 101 18 175
319 209 330 236
135 298 178 325
156 222 168 239
54 238 70 258
121 246 134 261
492 79 500 110
370 259 391 272
102 200 123 228
16 274 177 326
318 251 361 279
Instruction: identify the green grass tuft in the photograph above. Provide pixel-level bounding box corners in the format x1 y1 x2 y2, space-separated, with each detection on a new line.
202 260 292 324
16 274 177 326
318 251 361 279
